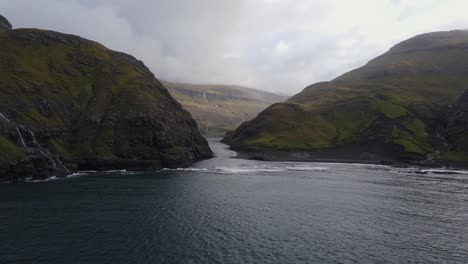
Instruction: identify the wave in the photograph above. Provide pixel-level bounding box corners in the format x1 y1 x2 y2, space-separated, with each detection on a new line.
419 169 468 175
20 168 162 183
215 166 329 173
103 169 127 173
25 172 93 183
285 166 329 172
26 176 58 183
215 166 285 173
162 168 209 172
160 165 331 174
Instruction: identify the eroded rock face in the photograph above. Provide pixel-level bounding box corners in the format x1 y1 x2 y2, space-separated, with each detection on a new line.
0 15 212 181
0 15 12 31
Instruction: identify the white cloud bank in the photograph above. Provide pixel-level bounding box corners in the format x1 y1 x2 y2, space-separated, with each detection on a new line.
1 0 468 94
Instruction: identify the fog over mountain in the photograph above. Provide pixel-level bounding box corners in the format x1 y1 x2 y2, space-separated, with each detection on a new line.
1 0 468 94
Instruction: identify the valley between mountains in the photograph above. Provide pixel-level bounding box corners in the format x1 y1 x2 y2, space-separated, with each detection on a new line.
1 12 468 182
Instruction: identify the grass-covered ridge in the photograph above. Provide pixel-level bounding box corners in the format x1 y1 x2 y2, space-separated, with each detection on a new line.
223 30 468 165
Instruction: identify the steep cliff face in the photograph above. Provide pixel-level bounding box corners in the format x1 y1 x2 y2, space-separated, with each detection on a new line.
0 16 212 181
223 30 468 166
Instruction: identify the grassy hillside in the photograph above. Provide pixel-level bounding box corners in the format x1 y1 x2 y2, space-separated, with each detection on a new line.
224 30 468 166
164 82 287 137
0 17 212 180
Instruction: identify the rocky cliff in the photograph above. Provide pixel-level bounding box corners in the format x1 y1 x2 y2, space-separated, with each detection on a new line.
0 15 212 181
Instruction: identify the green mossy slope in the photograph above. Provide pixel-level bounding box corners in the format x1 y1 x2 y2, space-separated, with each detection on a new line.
0 18 212 180
224 30 468 166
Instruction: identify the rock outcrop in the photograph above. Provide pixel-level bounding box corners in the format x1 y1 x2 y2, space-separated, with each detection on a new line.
444 89 468 152
0 15 12 31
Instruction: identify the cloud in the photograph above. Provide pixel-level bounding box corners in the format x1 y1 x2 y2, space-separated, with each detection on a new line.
1 0 468 94
275 41 289 55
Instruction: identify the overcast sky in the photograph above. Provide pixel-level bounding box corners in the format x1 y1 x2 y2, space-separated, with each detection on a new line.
1 0 468 94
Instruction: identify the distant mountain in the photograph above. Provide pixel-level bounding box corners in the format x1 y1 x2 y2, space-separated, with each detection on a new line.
223 30 468 167
164 82 287 137
0 15 212 181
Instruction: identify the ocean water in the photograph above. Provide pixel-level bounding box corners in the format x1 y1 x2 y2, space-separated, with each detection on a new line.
1 140 468 263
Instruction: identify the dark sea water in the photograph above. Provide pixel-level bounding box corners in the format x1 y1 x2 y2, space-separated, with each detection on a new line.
1 140 468 264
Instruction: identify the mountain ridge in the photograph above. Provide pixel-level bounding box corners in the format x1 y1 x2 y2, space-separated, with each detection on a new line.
223 30 468 167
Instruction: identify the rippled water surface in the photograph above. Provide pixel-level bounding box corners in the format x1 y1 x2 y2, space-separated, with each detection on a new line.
1 140 468 263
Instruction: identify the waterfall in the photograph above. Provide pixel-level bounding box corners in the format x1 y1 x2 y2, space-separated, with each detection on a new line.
28 129 37 144
2 114 71 175
29 129 71 174
2 112 29 149
0 112 28 149
55 157 71 174
0 111 10 123
15 127 27 148
39 150 57 169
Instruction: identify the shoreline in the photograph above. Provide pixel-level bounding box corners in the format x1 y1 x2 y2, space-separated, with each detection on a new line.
230 148 468 170
234 151 407 167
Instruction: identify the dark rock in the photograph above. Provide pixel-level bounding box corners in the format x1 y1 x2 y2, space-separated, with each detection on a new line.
444 89 468 151
0 15 12 31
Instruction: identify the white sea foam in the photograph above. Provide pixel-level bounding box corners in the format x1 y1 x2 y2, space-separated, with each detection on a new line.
162 168 209 172
26 176 58 183
285 166 329 172
215 167 285 173
214 165 330 174
420 169 468 175
24 172 92 183
67 172 89 177
104 169 127 173
184 168 209 171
